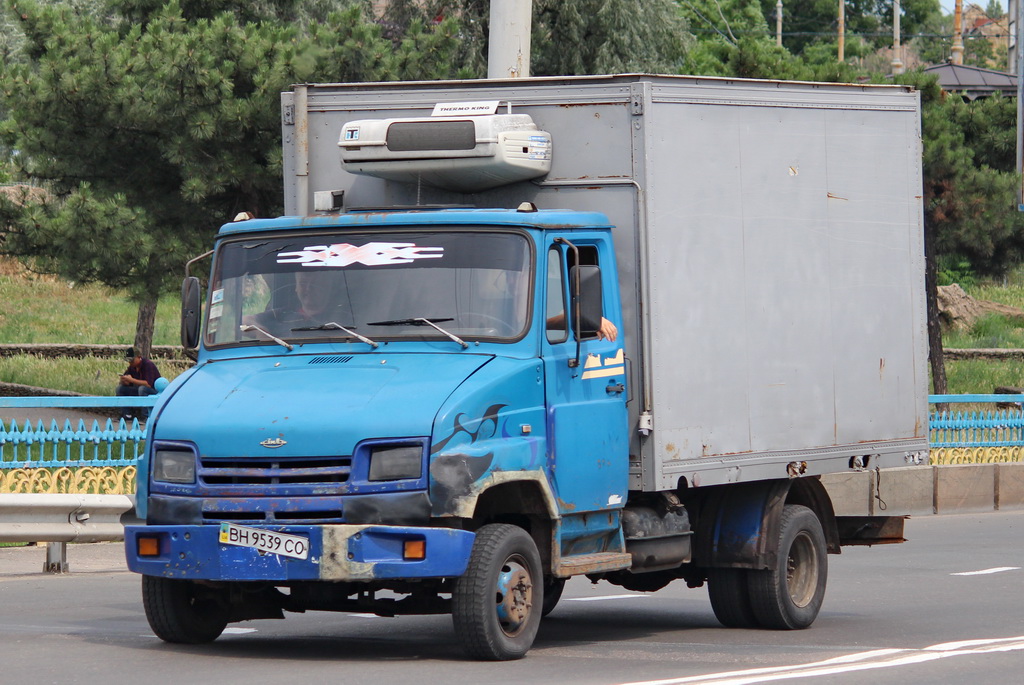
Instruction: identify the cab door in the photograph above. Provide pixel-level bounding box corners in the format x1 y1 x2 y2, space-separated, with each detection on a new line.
542 238 628 514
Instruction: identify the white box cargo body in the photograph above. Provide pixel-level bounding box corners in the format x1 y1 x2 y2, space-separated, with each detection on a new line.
281 74 929 493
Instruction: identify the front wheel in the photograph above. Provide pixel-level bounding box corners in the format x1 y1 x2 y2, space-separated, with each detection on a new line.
747 504 828 629
452 524 544 660
142 576 230 644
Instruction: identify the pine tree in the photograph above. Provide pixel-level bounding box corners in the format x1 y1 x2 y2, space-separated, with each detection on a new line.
0 0 461 356
380 0 691 77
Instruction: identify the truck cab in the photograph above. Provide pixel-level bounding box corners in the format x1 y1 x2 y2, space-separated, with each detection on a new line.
127 208 637 659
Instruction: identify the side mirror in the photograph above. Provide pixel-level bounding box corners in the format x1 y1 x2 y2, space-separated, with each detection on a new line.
181 276 202 350
569 264 603 339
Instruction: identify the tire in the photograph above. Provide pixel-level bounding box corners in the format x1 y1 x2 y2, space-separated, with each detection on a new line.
707 568 760 628
747 504 828 630
541 576 566 617
142 575 230 644
452 524 544 660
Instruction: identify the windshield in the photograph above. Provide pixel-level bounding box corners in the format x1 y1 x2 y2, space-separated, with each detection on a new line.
205 229 532 347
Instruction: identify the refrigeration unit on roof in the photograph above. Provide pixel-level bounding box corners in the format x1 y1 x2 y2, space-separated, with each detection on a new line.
337 113 552 193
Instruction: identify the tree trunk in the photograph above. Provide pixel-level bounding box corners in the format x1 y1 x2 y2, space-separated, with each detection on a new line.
924 219 947 395
134 297 158 360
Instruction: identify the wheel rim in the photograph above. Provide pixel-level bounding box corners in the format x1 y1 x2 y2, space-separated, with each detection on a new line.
495 554 534 637
786 531 819 608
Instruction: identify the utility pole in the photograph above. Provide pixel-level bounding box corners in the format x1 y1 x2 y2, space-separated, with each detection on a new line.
838 0 845 62
1017 0 1024 208
488 0 533 79
776 0 783 48
952 0 964 65
1012 0 1019 75
892 0 904 74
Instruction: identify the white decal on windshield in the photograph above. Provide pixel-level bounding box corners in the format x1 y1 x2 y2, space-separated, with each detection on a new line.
276 242 444 267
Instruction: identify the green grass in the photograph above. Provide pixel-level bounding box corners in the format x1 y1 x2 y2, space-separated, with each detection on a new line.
936 268 1024 393
0 354 189 395
942 314 1024 349
0 258 187 393
944 359 1024 395
964 266 1024 310
0 260 180 345
965 284 1024 310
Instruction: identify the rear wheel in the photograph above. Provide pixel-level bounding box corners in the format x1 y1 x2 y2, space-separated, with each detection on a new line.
747 504 827 629
142 576 230 644
452 524 543 660
707 568 759 628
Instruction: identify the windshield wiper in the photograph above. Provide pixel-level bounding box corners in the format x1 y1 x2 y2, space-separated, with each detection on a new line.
239 324 293 351
367 317 468 349
291 322 379 349
367 318 454 326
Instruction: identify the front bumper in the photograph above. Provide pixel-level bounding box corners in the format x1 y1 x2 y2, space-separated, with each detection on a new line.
125 524 475 582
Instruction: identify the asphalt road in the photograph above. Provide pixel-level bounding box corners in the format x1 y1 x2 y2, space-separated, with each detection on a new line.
1 511 1022 685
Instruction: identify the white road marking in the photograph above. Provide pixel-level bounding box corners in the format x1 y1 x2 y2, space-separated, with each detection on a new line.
143 629 259 638
950 566 1021 576
618 635 1024 685
566 594 651 602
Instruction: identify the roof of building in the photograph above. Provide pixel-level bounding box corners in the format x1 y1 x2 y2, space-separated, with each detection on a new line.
923 63 1018 100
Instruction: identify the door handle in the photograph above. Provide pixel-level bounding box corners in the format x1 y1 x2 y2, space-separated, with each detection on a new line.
606 383 625 395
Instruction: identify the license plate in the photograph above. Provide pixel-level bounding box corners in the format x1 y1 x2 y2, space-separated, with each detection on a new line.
218 522 309 560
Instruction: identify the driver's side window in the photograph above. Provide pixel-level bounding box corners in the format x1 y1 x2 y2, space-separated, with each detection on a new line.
546 247 568 344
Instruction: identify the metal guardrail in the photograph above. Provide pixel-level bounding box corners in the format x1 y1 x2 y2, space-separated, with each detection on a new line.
0 493 136 572
0 493 134 543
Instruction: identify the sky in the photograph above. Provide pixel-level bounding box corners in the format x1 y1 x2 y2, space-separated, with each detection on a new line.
938 0 1005 15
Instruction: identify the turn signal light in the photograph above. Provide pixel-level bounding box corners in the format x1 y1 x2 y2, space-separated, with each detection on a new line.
403 539 426 561
137 536 161 557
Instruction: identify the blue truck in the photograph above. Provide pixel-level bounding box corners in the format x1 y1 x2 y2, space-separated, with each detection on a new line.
125 75 929 660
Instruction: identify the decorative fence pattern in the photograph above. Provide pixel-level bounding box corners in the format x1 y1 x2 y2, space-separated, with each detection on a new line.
1 396 155 494
0 418 147 468
929 394 1024 465
4 394 1024 493
0 465 137 494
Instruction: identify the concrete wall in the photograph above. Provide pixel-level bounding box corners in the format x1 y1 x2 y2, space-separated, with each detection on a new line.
0 344 185 360
823 462 1024 516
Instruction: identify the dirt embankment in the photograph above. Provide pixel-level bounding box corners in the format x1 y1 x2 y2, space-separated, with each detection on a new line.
937 284 1024 330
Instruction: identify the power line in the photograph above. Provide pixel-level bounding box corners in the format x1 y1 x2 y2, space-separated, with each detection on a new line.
688 28 1014 40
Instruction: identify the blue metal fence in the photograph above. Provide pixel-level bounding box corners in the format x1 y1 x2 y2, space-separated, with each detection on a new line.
0 396 155 469
928 394 1024 448
2 393 1024 466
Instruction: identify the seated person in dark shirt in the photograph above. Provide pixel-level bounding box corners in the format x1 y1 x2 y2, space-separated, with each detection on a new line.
116 347 162 420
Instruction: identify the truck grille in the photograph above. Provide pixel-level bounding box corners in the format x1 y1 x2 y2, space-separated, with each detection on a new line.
200 496 345 524
198 456 352 493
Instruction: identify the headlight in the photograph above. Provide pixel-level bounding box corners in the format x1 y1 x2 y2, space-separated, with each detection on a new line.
153 449 196 484
368 444 423 481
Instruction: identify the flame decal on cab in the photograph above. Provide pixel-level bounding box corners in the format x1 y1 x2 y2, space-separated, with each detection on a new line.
431 403 508 455
429 404 508 510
